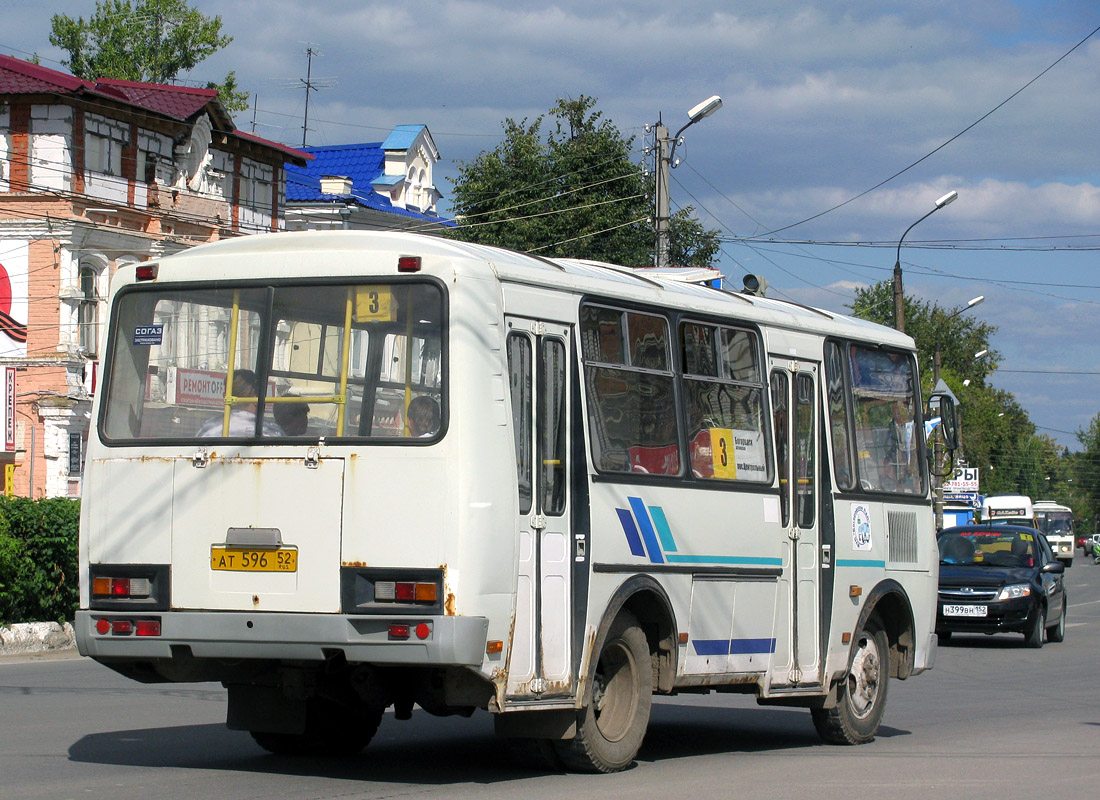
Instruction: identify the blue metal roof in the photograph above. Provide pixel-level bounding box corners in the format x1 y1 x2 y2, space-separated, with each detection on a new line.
285 140 453 226
382 124 426 151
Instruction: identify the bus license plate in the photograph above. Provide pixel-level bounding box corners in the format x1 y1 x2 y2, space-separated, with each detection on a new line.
943 604 987 617
211 547 298 572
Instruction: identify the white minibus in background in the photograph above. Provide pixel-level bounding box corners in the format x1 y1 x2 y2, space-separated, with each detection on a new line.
1033 500 1075 566
76 231 955 772
981 494 1034 527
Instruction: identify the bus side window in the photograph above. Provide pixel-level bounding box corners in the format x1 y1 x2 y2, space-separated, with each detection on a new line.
507 333 533 515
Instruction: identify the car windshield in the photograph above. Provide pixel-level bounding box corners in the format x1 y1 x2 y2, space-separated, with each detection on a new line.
938 530 1037 567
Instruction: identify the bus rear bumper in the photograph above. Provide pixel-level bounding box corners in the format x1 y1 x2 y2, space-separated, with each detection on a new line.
75 610 490 667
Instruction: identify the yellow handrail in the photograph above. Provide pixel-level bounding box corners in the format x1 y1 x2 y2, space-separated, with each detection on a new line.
222 290 241 436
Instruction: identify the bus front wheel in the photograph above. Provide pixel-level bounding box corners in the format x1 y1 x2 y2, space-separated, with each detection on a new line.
812 616 889 745
554 610 652 773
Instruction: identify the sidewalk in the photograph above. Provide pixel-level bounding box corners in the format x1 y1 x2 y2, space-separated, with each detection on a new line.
0 622 76 657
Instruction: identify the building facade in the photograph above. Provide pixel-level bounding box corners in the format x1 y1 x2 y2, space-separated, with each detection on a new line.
0 54 308 498
285 125 453 233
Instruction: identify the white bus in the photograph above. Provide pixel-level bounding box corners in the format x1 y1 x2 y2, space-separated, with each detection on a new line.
76 231 953 772
981 494 1034 527
1033 500 1075 566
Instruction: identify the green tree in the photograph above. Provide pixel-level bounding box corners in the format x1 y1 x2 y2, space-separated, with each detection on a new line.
668 207 721 268
849 280 999 390
49 0 249 112
1074 414 1100 532
448 95 720 267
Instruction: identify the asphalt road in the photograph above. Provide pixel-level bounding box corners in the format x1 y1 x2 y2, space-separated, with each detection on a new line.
4 552 1100 800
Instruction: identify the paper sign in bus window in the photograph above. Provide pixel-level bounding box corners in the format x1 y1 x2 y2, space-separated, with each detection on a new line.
709 428 767 480
354 286 394 322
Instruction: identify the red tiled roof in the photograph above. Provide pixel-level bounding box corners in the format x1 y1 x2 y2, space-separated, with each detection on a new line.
0 53 94 94
94 78 216 121
0 53 307 165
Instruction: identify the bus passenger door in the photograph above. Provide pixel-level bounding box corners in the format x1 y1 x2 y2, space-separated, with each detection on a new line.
505 319 573 698
770 359 822 686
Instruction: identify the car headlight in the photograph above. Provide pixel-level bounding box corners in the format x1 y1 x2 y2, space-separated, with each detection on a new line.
996 584 1032 601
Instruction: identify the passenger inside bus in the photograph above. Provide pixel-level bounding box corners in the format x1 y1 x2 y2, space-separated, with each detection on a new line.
196 370 285 437
273 401 310 436
407 395 440 437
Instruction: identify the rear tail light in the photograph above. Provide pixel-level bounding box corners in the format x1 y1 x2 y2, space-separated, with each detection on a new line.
91 577 150 599
135 263 159 281
375 581 438 604
94 617 161 636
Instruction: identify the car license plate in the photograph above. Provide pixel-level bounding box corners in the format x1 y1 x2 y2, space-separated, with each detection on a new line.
943 604 987 617
211 546 298 572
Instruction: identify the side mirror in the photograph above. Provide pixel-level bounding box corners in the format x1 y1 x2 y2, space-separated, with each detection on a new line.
929 393 959 452
1042 560 1065 574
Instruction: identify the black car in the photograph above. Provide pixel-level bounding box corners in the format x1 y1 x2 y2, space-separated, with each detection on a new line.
936 524 1067 648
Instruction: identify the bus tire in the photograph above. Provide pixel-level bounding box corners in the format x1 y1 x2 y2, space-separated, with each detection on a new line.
250 698 384 757
1046 598 1066 643
554 610 652 773
812 616 889 745
1025 605 1046 649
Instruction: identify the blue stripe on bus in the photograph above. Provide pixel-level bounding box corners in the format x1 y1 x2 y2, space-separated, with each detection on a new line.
615 508 646 557
692 638 777 656
649 505 678 553
730 637 777 655
628 496 664 564
666 554 783 566
835 558 887 568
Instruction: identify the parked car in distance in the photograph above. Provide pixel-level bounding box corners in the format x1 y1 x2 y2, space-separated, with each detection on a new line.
1088 534 1100 559
1078 531 1094 554
937 524 1067 648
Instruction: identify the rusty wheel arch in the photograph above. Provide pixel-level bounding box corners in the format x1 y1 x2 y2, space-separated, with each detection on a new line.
852 579 916 681
585 575 678 699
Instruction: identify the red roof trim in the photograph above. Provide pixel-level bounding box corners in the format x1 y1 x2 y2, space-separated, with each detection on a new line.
234 130 313 164
94 77 217 97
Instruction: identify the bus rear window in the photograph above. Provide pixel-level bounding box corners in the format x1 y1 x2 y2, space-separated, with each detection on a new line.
101 281 444 442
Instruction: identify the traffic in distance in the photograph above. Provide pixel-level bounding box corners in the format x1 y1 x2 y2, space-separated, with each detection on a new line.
74 230 961 772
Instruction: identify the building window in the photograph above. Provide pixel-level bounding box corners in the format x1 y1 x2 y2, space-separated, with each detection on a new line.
86 132 124 176
79 258 106 355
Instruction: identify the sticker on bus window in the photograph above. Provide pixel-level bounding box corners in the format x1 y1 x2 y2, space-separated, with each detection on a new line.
709 428 737 479
133 325 163 346
354 287 395 322
852 503 872 551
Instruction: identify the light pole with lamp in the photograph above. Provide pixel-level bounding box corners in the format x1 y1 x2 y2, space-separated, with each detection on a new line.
893 190 959 332
654 95 722 267
932 295 985 530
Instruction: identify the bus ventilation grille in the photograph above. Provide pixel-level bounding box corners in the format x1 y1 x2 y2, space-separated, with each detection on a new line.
887 510 919 563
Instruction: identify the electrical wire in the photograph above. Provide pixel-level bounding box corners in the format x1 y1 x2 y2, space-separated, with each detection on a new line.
759 22 1100 237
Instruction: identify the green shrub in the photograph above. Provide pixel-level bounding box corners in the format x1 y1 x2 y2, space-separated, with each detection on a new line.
0 497 80 624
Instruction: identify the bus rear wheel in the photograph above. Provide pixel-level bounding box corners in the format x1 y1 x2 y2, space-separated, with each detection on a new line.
250 698 384 757
554 610 652 773
812 616 889 745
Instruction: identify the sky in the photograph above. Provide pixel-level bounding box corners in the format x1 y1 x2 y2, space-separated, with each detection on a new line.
3 0 1100 451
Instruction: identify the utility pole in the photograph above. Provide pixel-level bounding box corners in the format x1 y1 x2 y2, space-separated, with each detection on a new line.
653 121 672 268
650 96 722 268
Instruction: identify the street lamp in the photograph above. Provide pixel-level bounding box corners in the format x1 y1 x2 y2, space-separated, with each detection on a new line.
932 294 984 530
654 95 722 267
893 190 959 332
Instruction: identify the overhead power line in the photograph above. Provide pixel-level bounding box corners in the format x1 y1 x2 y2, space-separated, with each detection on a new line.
761 22 1100 237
